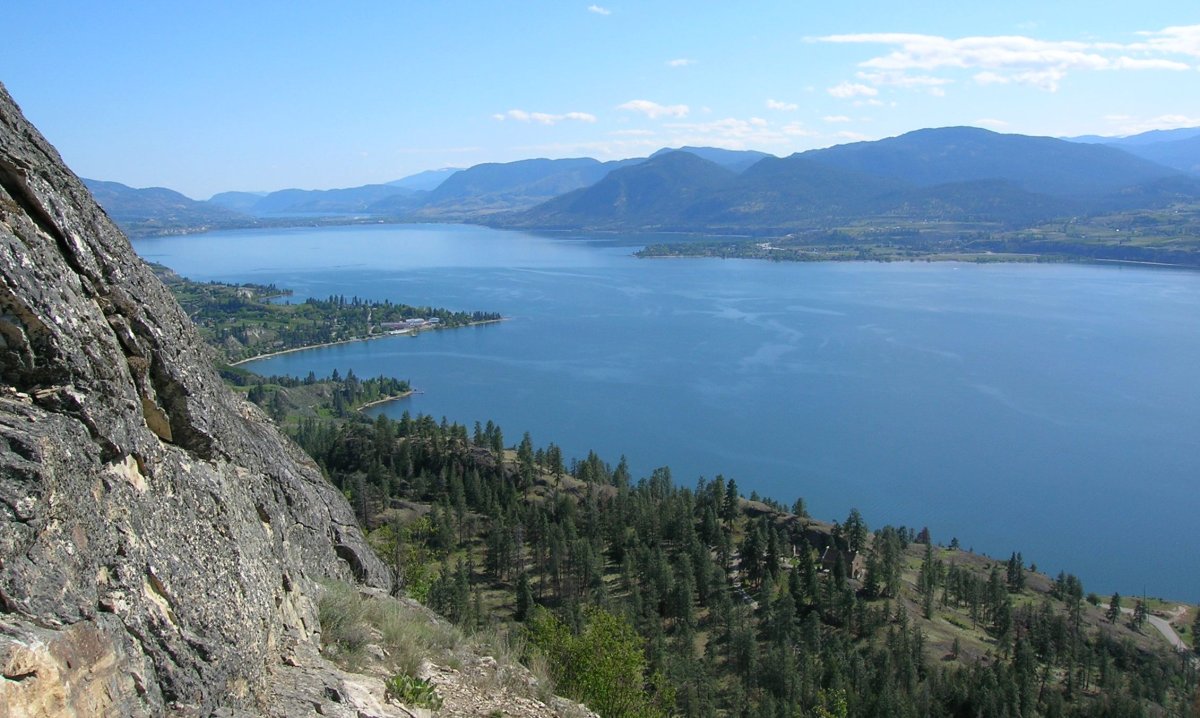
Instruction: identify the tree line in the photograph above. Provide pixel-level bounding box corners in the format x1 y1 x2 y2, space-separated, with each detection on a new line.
283 408 1198 718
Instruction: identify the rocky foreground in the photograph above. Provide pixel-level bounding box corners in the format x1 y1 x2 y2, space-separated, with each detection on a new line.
0 83 573 717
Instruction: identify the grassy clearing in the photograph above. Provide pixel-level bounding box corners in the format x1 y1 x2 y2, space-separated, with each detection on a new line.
316 580 559 705
318 580 461 674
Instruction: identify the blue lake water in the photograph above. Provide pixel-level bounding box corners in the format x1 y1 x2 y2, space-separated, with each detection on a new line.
134 223 1200 601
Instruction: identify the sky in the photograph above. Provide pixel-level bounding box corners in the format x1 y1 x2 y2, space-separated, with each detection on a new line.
3 2 1199 199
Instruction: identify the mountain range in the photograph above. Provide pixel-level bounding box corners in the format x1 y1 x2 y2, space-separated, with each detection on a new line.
88 126 1200 237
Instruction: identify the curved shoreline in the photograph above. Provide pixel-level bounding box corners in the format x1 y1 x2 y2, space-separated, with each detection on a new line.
229 318 505 367
356 391 416 411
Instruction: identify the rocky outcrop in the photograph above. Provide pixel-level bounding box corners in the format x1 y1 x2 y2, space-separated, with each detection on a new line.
0 83 393 715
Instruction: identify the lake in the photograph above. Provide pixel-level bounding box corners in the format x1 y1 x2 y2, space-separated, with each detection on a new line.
135 223 1200 601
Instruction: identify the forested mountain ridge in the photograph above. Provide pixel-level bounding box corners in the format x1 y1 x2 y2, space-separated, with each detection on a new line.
262 392 1200 717
90 129 1200 270
502 127 1199 235
144 258 1200 716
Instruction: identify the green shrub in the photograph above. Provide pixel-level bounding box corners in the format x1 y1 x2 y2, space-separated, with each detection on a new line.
384 673 443 710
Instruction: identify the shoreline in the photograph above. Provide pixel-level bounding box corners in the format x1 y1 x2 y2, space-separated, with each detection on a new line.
356 391 416 411
229 318 505 367
637 251 1200 271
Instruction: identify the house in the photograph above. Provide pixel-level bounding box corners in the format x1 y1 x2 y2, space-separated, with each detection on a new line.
819 546 866 581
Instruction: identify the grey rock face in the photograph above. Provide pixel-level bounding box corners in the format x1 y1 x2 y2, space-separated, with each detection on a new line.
0 83 391 714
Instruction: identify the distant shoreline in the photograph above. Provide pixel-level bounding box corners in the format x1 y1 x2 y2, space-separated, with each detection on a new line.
357 391 415 410
230 318 505 367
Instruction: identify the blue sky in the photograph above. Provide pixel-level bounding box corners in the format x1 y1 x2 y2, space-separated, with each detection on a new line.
3 2 1199 198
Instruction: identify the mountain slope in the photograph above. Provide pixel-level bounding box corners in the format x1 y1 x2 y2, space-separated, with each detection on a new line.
387 167 461 191
503 151 736 228
1115 135 1200 175
247 183 416 215
650 145 772 172
83 178 251 234
410 156 642 218
801 126 1180 197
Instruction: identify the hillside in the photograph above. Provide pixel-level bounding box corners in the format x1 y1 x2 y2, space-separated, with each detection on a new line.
400 157 642 219
83 178 252 234
800 126 1178 197
503 151 737 229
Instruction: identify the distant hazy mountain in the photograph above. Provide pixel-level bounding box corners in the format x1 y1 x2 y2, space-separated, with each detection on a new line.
800 127 1177 197
249 184 415 215
504 127 1194 232
405 157 643 218
207 184 417 216
1115 136 1200 176
1066 126 1200 146
650 146 772 172
505 152 737 229
83 179 251 235
387 167 461 191
90 129 1199 237
207 190 268 213
1064 126 1200 176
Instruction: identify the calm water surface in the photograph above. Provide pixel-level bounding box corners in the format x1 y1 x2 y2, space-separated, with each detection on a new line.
135 224 1200 600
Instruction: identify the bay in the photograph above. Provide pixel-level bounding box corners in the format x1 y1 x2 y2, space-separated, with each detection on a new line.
135 223 1200 600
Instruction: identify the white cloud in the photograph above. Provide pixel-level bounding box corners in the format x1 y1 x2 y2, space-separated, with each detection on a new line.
823 115 852 123
587 4 611 15
1110 56 1190 70
856 71 952 95
781 122 817 137
766 98 799 111
667 58 695 67
816 26 1196 93
973 68 1065 91
828 82 878 99
835 130 872 141
662 116 818 148
1134 25 1200 58
973 118 1009 129
610 129 656 136
515 139 661 159
617 99 690 119
493 109 597 125
1105 113 1200 135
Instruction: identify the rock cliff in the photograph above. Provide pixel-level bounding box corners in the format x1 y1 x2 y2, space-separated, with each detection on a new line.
0 83 395 715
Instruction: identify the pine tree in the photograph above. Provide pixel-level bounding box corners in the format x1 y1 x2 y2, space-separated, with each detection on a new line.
1106 592 1122 624
515 572 534 622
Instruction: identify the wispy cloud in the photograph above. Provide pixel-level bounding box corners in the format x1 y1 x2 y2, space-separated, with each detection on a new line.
667 58 695 67
618 99 690 119
1103 113 1200 135
827 82 878 99
817 26 1196 92
1133 25 1200 57
835 130 872 142
663 116 815 147
766 98 798 111
493 109 597 125
974 118 1010 129
856 71 951 90
823 115 852 123
587 4 611 15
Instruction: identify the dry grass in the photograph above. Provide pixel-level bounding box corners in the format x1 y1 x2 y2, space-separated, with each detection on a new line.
318 580 462 674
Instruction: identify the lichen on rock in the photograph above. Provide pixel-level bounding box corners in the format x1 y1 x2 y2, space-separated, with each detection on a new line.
0 82 393 716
